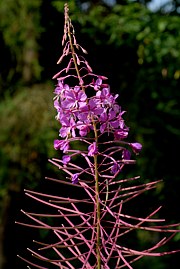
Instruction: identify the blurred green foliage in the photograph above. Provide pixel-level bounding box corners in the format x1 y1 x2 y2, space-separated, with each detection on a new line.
0 84 59 212
0 0 43 86
0 0 179 268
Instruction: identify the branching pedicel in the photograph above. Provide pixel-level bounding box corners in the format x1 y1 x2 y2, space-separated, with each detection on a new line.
17 4 180 269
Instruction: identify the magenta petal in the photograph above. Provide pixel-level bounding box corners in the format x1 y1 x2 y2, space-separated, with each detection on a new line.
54 139 61 150
114 130 128 140
122 149 131 160
54 139 69 152
88 142 98 156
130 142 142 154
72 173 79 184
111 162 120 174
62 155 71 165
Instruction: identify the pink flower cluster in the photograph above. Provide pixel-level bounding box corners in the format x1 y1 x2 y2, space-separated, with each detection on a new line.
53 73 142 183
53 77 130 144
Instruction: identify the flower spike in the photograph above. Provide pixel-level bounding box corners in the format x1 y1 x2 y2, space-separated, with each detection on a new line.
17 3 180 269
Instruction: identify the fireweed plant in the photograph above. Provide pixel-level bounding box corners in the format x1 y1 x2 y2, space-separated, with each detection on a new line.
17 4 180 269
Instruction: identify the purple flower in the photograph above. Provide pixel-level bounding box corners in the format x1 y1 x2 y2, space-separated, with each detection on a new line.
60 117 76 138
122 149 131 160
54 101 64 120
130 142 142 154
94 77 102 91
88 142 98 156
62 86 87 109
79 98 104 122
54 99 60 110
54 80 69 97
54 139 69 153
111 162 120 174
72 173 79 184
62 155 71 165
100 108 119 133
96 87 118 106
76 120 93 137
114 129 129 140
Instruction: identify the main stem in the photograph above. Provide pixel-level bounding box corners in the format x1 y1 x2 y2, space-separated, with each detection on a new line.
93 122 101 269
66 6 101 266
